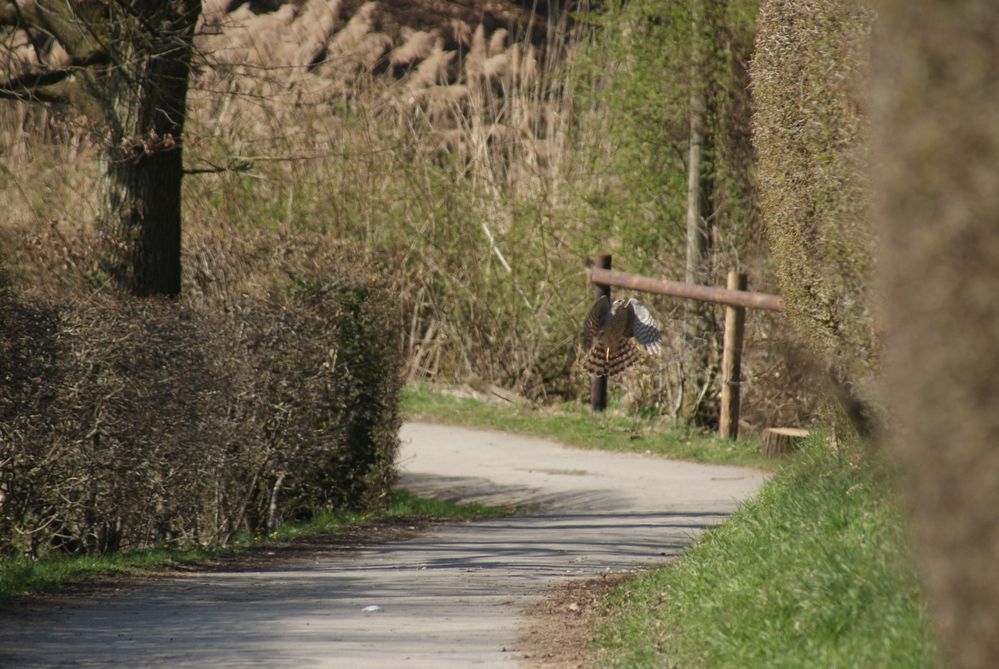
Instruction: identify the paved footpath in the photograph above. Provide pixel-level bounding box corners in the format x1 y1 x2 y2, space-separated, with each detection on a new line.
0 423 766 668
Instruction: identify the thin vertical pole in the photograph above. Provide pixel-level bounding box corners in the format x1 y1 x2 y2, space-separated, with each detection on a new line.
590 254 612 412
719 271 748 439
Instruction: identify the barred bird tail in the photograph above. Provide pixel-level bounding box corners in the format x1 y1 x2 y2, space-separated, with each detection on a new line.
582 339 641 377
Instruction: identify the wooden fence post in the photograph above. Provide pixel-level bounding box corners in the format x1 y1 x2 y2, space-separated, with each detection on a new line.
590 254 612 412
719 271 748 439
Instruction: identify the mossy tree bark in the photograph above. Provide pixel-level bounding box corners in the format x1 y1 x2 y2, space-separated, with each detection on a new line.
0 0 201 297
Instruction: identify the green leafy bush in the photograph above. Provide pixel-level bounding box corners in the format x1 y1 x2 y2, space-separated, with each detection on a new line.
576 0 761 271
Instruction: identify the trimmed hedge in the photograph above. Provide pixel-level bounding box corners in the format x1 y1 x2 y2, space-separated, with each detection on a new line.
0 271 402 557
751 0 878 430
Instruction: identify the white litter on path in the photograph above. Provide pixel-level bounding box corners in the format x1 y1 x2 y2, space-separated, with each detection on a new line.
0 423 766 668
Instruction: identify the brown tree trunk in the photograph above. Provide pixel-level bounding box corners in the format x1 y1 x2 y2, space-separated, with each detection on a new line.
682 0 716 425
1 1 200 296
94 1 199 297
876 2 999 666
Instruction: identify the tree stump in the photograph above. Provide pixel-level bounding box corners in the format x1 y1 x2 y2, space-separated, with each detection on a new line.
761 427 810 458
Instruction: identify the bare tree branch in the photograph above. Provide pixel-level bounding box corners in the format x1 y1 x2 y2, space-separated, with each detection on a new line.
0 50 107 104
184 159 254 176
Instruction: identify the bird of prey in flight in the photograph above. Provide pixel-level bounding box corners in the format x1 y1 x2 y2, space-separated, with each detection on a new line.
581 295 662 377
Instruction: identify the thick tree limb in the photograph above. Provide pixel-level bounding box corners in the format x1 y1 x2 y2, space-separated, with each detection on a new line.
1 64 75 97
0 81 64 102
0 2 25 27
16 1 107 63
0 52 107 104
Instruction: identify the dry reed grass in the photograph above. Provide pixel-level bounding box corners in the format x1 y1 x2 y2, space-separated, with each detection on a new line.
0 0 815 428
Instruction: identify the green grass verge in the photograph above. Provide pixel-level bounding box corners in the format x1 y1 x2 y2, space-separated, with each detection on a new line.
402 382 774 470
0 489 506 603
593 438 936 668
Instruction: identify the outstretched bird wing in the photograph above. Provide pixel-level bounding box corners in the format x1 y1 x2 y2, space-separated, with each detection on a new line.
582 295 611 350
625 298 662 355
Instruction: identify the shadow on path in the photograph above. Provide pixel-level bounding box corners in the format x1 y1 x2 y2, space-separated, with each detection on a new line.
0 423 766 668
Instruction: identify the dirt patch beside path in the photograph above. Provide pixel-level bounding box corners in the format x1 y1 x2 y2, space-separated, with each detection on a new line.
519 571 635 668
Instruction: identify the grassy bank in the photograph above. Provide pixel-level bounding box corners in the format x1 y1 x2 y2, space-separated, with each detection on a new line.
0 489 505 604
402 382 774 470
593 438 936 668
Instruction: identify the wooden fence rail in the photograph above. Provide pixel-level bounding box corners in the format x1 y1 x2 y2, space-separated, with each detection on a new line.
587 255 785 440
587 267 784 312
